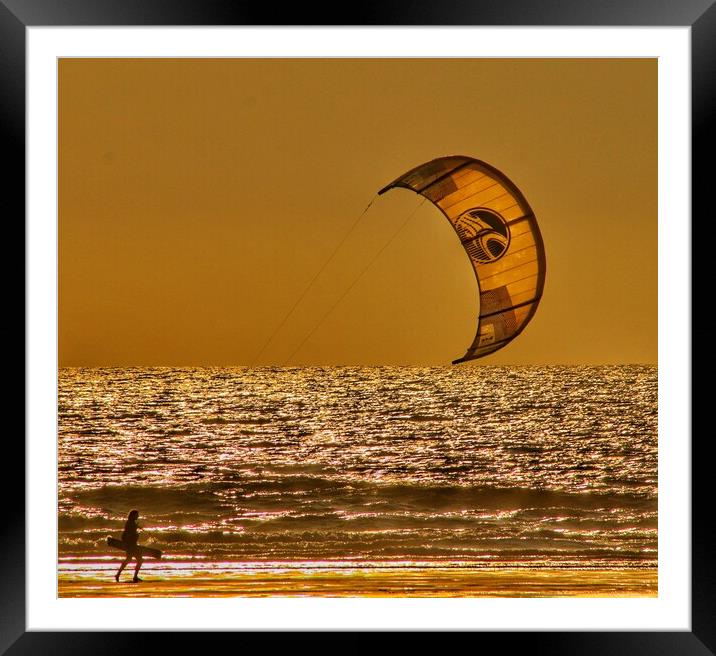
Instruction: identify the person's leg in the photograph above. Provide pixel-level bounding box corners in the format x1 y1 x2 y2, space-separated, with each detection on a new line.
133 554 143 582
115 556 130 582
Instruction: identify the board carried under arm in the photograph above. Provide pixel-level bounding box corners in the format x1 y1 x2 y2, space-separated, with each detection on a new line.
107 536 162 559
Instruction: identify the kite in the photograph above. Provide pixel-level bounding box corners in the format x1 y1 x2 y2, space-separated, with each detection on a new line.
379 156 546 363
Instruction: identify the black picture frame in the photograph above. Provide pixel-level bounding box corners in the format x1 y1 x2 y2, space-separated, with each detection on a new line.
4 0 705 650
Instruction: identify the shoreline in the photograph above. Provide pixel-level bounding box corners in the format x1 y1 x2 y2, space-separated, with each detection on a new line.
58 564 657 598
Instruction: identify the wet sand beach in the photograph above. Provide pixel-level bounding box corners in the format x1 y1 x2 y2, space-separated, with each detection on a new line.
58 564 657 598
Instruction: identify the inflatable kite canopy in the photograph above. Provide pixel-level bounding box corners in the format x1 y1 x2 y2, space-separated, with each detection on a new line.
379 156 546 364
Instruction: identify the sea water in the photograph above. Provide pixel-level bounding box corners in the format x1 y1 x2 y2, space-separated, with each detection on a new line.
58 365 657 570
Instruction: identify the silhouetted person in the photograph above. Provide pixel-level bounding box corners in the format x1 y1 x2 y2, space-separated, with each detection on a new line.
115 509 143 583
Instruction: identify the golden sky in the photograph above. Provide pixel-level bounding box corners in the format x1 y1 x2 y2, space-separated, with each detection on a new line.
59 58 656 367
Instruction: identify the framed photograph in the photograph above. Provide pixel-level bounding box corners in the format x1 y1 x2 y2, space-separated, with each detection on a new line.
8 0 706 650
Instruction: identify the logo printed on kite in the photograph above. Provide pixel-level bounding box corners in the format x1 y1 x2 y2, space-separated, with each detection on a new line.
455 207 510 264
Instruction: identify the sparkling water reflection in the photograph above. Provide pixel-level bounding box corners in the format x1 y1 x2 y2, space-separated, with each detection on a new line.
58 365 657 567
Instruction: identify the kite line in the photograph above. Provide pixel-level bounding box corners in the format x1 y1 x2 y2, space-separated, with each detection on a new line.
250 195 377 367
283 197 426 366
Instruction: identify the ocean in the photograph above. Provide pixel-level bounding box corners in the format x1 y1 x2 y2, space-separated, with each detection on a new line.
58 365 657 594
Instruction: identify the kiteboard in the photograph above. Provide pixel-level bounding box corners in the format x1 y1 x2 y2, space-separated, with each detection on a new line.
107 537 162 559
